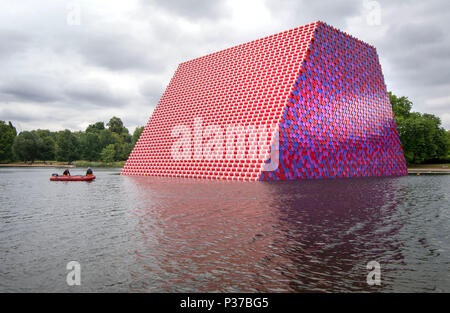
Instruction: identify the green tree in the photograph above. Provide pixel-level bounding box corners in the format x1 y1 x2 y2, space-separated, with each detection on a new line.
56 130 80 163
4 116 145 164
98 128 116 150
35 129 56 160
132 126 144 146
86 122 105 134
447 130 450 159
115 142 133 161
101 144 116 163
107 116 124 134
0 121 17 162
79 132 101 161
390 92 450 164
120 127 131 143
12 131 43 163
112 132 132 161
8 121 17 134
40 136 56 160
389 91 412 118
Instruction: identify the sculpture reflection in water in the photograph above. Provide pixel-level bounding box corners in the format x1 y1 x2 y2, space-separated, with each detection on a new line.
123 176 407 292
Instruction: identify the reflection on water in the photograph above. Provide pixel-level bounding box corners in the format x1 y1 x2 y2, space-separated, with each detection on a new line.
0 168 449 292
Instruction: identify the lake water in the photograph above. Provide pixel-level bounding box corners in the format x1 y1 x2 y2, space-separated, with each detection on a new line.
0 167 449 292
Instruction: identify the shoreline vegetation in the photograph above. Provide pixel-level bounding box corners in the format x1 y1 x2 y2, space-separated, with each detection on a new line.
0 116 144 167
0 161 125 168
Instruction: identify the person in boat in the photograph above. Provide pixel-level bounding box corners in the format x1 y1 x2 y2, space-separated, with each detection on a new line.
86 168 93 176
63 168 71 176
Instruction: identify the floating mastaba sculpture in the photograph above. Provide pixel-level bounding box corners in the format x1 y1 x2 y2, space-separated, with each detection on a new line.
122 21 407 181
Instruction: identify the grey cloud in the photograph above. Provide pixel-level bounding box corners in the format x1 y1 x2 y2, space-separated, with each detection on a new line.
139 79 165 99
426 96 450 111
390 23 444 47
141 0 230 20
305 0 362 26
0 108 35 123
122 116 150 131
389 55 450 88
0 79 61 103
0 105 66 127
64 80 133 107
0 77 134 109
0 29 31 59
76 32 166 72
265 0 362 28
372 3 450 117
147 16 236 63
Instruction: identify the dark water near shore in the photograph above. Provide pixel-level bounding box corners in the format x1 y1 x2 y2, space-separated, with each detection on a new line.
0 168 449 292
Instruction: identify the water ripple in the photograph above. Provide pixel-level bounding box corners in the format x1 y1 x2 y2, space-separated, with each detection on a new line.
0 168 449 292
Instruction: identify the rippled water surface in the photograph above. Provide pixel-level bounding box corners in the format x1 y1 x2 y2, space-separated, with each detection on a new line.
0 168 449 292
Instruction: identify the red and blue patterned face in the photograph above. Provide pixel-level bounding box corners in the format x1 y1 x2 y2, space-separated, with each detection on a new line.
121 21 407 181
261 23 407 181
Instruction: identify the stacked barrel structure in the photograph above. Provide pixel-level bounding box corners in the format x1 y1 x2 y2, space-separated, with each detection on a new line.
121 21 407 181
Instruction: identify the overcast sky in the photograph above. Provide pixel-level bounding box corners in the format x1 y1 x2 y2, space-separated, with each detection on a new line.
0 0 449 132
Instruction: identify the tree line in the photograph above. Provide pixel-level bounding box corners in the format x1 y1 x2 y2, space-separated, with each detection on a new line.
0 116 144 164
1 93 449 165
389 92 450 164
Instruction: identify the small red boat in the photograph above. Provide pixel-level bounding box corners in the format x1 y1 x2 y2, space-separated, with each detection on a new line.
50 175 96 182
